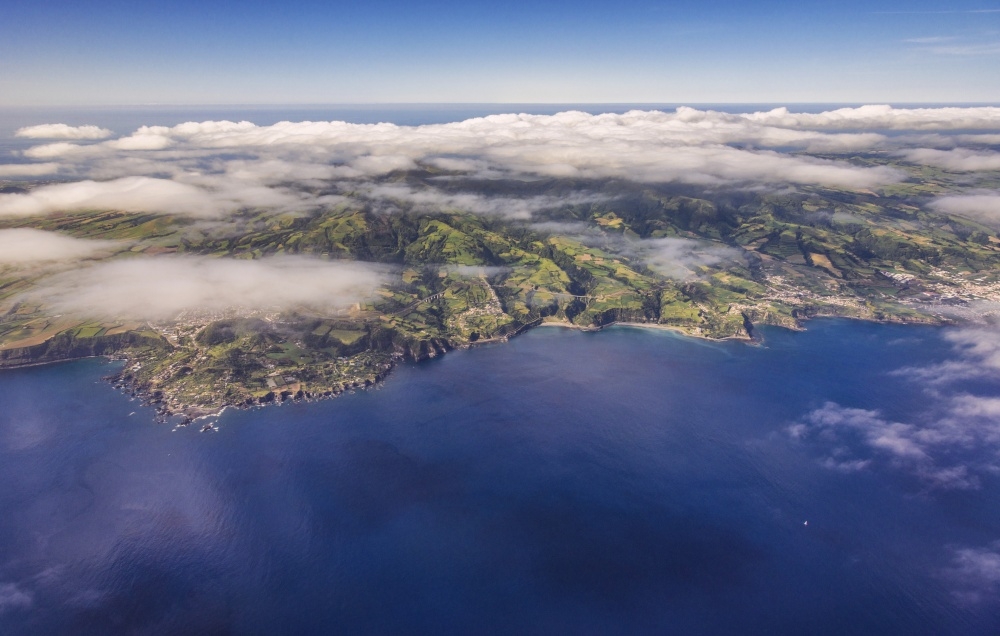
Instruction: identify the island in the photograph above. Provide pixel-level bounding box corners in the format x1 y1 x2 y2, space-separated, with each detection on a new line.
2 145 999 425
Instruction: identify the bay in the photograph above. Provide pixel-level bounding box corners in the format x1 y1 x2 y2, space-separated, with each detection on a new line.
2 321 1000 634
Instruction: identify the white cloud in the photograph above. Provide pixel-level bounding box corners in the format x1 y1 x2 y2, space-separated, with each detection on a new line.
901 148 1000 171
800 402 929 458
637 237 742 280
22 142 86 159
0 229 120 264
930 193 1000 224
0 163 60 177
29 255 389 321
105 128 174 150
15 123 112 140
0 176 304 219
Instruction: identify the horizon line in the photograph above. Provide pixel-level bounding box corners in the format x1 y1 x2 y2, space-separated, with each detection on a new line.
3 101 1000 110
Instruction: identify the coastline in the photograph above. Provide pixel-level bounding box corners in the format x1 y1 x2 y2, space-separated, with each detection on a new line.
0 311 954 423
537 318 754 342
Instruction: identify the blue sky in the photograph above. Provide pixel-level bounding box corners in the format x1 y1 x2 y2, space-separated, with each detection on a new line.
1 0 998 105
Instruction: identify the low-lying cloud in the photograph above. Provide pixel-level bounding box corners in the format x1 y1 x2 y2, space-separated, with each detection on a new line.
637 237 743 280
529 224 742 280
0 163 60 177
0 176 305 219
28 255 388 321
901 148 1000 172
0 229 120 264
930 193 1000 225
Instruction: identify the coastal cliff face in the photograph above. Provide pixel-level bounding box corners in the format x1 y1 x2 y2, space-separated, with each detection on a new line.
0 331 168 368
400 337 451 361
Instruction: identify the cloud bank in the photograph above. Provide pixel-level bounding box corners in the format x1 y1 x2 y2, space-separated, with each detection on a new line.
741 105 1000 131
9 105 1000 221
12 107 920 199
28 255 388 321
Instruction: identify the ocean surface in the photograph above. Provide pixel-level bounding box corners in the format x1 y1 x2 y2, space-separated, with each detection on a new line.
2 321 1000 634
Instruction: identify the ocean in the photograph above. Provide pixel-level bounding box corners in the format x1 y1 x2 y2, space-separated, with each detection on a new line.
2 321 1000 634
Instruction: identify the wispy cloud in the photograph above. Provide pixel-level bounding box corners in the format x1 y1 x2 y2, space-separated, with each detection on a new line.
789 401 982 490
894 327 1000 385
875 9 1000 15
792 325 1000 490
0 582 33 614
903 36 956 44
928 42 1000 56
944 542 1000 605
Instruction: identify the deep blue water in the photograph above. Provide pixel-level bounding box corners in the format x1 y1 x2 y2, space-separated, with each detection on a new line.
2 321 1000 634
